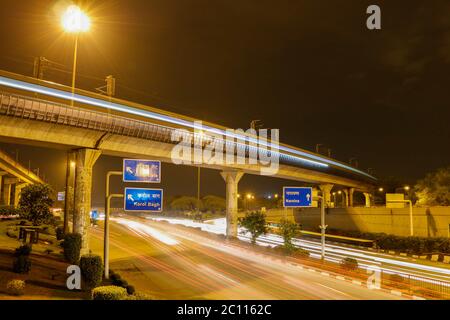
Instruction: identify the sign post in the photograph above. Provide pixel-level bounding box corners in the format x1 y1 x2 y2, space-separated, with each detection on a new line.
104 171 122 279
103 159 162 279
282 187 328 259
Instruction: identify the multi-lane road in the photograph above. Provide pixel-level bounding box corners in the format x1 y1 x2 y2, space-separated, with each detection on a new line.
150 217 450 287
89 216 404 300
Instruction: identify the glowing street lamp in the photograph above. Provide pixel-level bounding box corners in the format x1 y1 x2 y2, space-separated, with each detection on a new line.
61 5 90 33
61 5 91 102
378 187 384 192
404 186 410 191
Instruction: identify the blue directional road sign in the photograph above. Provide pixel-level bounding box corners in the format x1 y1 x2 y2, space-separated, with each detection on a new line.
123 159 161 183
124 188 163 212
283 187 313 208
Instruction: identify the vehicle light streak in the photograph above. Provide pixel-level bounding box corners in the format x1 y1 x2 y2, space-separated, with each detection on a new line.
149 216 450 285
114 217 179 245
0 75 379 178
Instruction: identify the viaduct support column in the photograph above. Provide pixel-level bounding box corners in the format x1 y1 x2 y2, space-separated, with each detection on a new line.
64 152 76 234
73 148 101 255
2 183 12 206
363 192 372 208
0 174 3 205
342 189 349 207
14 183 28 207
220 170 244 238
348 188 355 207
319 184 334 207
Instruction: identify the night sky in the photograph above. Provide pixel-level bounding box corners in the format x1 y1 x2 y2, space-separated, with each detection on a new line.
0 1 449 205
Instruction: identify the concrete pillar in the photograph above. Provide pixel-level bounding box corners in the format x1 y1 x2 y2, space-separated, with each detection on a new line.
220 170 244 238
3 183 12 206
319 184 334 208
64 152 76 234
348 188 355 207
363 192 371 208
14 183 28 207
0 175 3 205
73 148 101 254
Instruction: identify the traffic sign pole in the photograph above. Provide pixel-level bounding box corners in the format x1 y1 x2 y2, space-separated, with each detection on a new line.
104 171 122 279
318 196 327 260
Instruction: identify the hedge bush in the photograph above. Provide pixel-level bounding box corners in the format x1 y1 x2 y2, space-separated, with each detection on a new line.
6 280 26 296
55 227 65 240
126 285 135 295
80 254 103 289
326 228 450 255
92 286 127 300
62 233 82 264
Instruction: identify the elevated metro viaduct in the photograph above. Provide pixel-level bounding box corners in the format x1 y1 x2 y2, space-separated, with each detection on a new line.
0 70 377 253
0 147 43 207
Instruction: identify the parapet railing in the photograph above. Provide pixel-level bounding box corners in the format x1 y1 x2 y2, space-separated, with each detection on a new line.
0 91 312 170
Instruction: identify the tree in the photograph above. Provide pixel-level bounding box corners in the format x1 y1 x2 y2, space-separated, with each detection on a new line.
238 211 268 244
19 184 54 225
279 219 300 251
170 196 202 212
202 195 225 213
415 166 450 206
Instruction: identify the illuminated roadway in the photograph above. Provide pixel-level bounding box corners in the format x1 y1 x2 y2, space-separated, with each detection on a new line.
89 216 404 300
150 217 450 286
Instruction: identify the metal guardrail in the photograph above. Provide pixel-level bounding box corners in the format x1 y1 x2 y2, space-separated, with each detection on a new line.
0 91 263 162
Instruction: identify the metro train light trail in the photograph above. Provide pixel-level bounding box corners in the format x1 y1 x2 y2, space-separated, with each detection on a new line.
0 75 376 179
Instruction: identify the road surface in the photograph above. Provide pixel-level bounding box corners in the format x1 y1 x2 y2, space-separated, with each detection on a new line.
89 216 404 300
149 217 450 285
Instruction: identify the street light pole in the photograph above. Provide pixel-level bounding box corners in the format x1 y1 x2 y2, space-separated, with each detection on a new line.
61 4 90 104
70 34 79 104
104 171 122 279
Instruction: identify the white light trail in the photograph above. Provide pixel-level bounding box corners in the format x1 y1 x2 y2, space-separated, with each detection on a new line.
0 75 380 178
115 218 179 245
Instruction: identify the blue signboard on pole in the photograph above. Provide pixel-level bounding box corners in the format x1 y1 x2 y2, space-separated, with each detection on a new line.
123 159 161 183
124 188 163 212
283 187 312 208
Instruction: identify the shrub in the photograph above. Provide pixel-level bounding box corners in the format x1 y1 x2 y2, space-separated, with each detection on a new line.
126 285 135 295
92 286 127 300
80 254 103 289
123 292 153 300
340 257 358 271
110 273 121 282
114 279 128 288
13 255 31 273
238 211 268 244
14 244 32 257
6 280 26 296
55 227 65 240
62 233 82 264
278 219 300 251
